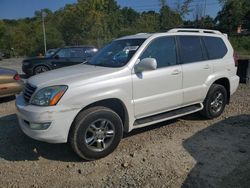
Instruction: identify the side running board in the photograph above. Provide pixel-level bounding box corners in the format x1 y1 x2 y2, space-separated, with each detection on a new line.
134 103 203 126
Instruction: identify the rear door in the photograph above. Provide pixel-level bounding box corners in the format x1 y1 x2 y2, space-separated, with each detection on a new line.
51 48 71 69
178 35 213 105
68 47 88 65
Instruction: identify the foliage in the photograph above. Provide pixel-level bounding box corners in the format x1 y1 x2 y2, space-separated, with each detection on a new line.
184 16 215 29
0 0 187 56
0 0 249 56
160 5 182 31
230 36 250 55
216 0 250 33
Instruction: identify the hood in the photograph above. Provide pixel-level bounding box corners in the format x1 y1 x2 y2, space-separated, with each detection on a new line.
0 67 17 75
28 64 124 88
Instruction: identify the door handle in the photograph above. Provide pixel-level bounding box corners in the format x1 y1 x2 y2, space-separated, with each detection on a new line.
203 64 210 69
171 69 181 75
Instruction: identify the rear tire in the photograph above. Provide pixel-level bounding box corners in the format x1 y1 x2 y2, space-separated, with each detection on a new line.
69 106 123 160
33 65 49 75
201 84 227 119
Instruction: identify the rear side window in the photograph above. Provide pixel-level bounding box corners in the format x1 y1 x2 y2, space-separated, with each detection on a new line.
178 36 205 64
70 48 85 58
203 36 228 60
140 37 177 68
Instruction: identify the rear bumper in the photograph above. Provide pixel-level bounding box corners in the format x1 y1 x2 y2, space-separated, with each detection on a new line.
230 75 240 95
0 80 24 98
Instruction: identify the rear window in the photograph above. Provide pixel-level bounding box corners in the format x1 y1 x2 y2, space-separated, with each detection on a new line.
178 36 206 64
203 36 228 60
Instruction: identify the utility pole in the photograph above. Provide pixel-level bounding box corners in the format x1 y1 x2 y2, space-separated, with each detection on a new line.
42 11 47 54
203 0 207 17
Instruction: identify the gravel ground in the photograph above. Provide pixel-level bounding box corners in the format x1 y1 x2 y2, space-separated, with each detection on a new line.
0 58 250 188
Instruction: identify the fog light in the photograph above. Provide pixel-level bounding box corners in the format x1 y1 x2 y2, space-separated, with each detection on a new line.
29 122 51 130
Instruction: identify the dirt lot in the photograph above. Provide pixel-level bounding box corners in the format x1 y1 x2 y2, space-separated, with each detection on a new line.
0 58 250 188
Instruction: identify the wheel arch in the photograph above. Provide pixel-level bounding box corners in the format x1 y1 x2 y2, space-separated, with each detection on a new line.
33 64 51 75
212 77 230 104
69 98 130 141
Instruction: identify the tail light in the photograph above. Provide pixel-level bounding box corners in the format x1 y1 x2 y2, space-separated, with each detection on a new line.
14 74 20 81
233 52 239 67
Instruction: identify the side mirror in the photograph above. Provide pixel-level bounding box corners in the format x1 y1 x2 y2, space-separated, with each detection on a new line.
135 58 157 73
54 55 59 59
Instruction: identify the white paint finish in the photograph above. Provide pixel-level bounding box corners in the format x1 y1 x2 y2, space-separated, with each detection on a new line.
182 60 213 105
16 94 81 143
132 65 183 118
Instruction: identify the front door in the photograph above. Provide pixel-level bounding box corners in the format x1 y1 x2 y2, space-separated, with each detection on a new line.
132 36 183 119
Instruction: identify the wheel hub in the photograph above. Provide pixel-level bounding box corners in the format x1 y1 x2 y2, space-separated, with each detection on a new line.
95 129 105 139
211 92 223 113
84 119 115 152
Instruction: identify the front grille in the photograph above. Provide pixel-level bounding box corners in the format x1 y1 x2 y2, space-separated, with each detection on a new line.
23 83 37 103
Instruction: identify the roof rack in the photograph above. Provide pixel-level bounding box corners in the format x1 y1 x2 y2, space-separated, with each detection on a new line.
168 28 222 35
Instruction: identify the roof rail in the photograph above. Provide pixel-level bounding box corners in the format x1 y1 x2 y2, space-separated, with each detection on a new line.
168 28 222 35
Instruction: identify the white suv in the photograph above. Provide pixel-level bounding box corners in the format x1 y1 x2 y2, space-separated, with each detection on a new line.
16 28 239 160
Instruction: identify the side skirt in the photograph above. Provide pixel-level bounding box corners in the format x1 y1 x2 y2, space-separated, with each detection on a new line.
133 103 203 129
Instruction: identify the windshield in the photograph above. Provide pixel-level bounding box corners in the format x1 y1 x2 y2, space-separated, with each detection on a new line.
46 49 59 57
87 39 146 67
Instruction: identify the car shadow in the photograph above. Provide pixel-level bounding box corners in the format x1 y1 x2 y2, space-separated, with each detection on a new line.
182 115 250 188
0 113 178 162
124 119 177 138
0 114 82 162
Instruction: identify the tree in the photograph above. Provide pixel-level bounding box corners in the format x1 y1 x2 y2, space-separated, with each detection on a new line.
0 0 185 56
216 0 250 33
175 0 193 17
134 11 160 33
160 5 182 31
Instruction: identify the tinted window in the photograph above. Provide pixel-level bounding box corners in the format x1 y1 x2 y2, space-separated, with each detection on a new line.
56 48 88 58
140 37 177 68
69 48 85 58
178 36 205 64
203 36 228 60
56 48 70 58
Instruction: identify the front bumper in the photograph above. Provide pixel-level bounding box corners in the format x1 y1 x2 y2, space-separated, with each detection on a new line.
15 94 81 143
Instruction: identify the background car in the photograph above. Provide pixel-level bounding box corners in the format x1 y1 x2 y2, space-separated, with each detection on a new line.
0 52 3 61
22 46 98 76
0 68 23 98
45 48 59 57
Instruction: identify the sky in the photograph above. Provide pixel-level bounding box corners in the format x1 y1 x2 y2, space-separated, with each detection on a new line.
0 0 222 20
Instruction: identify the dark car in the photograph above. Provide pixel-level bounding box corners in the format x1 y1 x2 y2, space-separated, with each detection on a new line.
0 68 23 98
22 46 98 76
45 48 59 57
0 52 3 61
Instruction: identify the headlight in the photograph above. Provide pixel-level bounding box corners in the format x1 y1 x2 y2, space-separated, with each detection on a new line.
31 85 68 106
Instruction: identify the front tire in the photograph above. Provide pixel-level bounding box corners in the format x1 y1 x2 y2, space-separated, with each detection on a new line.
201 84 227 119
69 107 123 160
